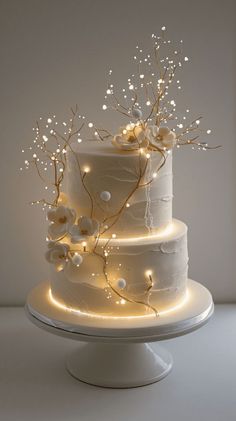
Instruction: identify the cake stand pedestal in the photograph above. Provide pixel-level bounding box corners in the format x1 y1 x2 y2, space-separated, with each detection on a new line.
25 279 213 388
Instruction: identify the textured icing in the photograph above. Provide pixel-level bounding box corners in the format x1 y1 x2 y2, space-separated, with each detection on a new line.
49 141 189 317
50 220 188 316
65 140 172 237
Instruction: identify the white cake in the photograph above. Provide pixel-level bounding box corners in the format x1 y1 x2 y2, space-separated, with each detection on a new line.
26 32 216 318
49 140 189 317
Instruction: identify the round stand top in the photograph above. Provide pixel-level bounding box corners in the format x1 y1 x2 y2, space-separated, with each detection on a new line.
26 280 214 342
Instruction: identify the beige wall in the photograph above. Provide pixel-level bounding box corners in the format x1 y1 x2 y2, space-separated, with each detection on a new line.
0 0 235 304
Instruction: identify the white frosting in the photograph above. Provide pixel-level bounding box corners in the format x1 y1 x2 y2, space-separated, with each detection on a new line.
49 141 189 317
66 140 172 237
50 220 188 316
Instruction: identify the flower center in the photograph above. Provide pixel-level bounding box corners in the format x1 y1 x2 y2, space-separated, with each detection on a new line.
127 134 136 143
59 216 67 224
80 229 88 235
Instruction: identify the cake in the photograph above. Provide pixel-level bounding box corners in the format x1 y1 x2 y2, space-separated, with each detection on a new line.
49 139 188 317
23 30 218 318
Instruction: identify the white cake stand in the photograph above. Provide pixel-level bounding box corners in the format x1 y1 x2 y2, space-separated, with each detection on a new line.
25 279 213 388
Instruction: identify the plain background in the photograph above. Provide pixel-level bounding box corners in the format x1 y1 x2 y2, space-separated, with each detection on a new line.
0 0 235 305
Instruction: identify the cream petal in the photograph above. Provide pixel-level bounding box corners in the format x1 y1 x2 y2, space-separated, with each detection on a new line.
69 224 86 243
137 130 145 142
165 131 176 142
152 125 159 137
45 243 69 264
69 224 81 237
48 223 67 240
45 249 53 263
112 129 146 150
91 219 99 235
159 127 170 136
47 240 56 249
67 208 76 225
56 206 68 219
47 209 57 222
71 235 86 244
78 216 93 234
140 137 149 148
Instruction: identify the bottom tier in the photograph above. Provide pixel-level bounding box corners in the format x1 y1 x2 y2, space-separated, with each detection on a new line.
50 219 188 317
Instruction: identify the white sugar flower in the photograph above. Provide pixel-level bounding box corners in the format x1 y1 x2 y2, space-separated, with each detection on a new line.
70 216 99 243
45 242 69 271
47 206 76 240
112 123 150 151
149 126 177 150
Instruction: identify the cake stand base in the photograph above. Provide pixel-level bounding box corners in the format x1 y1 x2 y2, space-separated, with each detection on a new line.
25 279 214 388
66 342 173 388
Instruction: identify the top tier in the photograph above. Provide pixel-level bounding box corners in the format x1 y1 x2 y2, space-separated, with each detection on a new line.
66 140 172 237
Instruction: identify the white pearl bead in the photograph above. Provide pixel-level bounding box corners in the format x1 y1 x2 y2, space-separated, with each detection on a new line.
72 253 83 267
117 278 126 290
100 191 111 202
132 108 142 119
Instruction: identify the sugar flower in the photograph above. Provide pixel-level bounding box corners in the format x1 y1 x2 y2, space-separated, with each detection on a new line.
112 123 150 151
45 242 69 271
149 126 177 150
70 216 99 243
47 206 76 240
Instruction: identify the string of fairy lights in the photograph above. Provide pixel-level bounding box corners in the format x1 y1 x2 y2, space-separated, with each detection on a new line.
20 28 220 316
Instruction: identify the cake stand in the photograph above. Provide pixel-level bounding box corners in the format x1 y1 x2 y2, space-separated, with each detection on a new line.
25 279 213 388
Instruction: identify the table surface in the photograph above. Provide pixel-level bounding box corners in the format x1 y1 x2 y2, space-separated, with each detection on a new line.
0 305 236 421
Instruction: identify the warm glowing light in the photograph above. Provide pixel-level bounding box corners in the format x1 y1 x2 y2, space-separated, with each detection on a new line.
88 122 93 128
48 288 190 319
145 270 153 277
108 222 176 244
153 172 157 178
112 234 117 239
83 166 90 173
126 123 135 130
126 203 130 208
146 153 151 159
102 104 107 110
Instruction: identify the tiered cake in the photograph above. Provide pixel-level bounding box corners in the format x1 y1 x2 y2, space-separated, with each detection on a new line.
49 138 188 317
23 31 216 319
